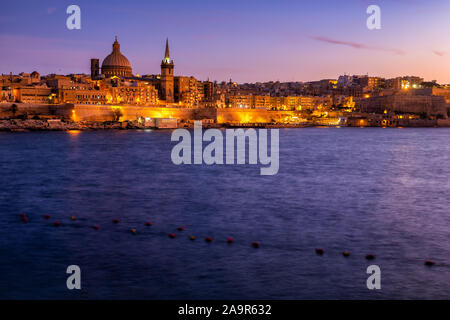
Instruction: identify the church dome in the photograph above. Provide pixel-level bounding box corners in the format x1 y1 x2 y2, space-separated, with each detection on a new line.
101 37 132 77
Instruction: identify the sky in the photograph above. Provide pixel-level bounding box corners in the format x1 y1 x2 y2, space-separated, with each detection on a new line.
1 0 450 83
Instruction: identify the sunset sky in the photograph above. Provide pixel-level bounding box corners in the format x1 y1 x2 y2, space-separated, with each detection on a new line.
1 0 450 83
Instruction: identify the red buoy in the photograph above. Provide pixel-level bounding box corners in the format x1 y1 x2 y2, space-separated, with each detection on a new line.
169 233 176 239
71 216 76 221
342 251 351 257
177 226 185 231
315 248 324 255
43 214 51 220
92 225 100 230
205 237 213 243
425 260 435 267
112 219 120 224
189 235 196 241
252 242 260 248
54 221 61 227
145 222 152 227
227 237 234 244
365 254 376 260
130 229 137 235
21 216 29 223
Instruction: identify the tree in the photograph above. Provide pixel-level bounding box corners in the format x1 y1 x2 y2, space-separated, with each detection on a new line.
10 104 18 118
112 109 123 122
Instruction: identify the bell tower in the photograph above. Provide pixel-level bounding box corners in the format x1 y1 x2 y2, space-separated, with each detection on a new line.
160 38 174 103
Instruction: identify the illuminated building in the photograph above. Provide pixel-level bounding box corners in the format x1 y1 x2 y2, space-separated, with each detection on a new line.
16 85 52 104
106 78 159 105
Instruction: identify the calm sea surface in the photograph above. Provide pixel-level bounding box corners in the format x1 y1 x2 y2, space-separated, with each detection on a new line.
0 128 449 299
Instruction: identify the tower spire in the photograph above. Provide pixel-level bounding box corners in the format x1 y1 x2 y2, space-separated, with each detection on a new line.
165 38 170 59
163 38 171 64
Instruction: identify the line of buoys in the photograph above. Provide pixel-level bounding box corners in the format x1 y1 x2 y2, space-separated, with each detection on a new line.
252 242 260 248
425 260 435 267
16 213 440 267
315 248 324 255
205 237 213 243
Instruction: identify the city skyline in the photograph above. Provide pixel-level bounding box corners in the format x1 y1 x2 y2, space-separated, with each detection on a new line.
1 0 450 83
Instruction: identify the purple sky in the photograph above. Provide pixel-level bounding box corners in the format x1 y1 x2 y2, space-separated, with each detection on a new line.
1 0 450 83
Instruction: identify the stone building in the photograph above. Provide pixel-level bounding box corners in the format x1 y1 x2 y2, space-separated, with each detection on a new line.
226 94 332 111
385 76 424 90
57 88 107 105
105 79 159 106
174 76 203 107
16 85 52 104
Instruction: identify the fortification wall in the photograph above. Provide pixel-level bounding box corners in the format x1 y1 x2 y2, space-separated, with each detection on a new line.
216 108 299 123
1 103 302 124
53 105 205 122
358 95 448 118
0 103 53 118
57 105 296 124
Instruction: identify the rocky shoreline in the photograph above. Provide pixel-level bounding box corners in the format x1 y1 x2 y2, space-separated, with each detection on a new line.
0 119 305 131
0 119 155 131
1 118 449 132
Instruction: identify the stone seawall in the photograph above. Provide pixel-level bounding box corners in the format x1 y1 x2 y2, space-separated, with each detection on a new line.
57 104 217 122
0 103 218 122
217 108 300 124
14 103 299 124
1 103 299 124
2 103 449 127
0 103 54 118
64 105 300 124
358 95 448 118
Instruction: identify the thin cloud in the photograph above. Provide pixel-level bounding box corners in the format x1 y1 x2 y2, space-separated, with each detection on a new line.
311 36 405 55
433 50 445 57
